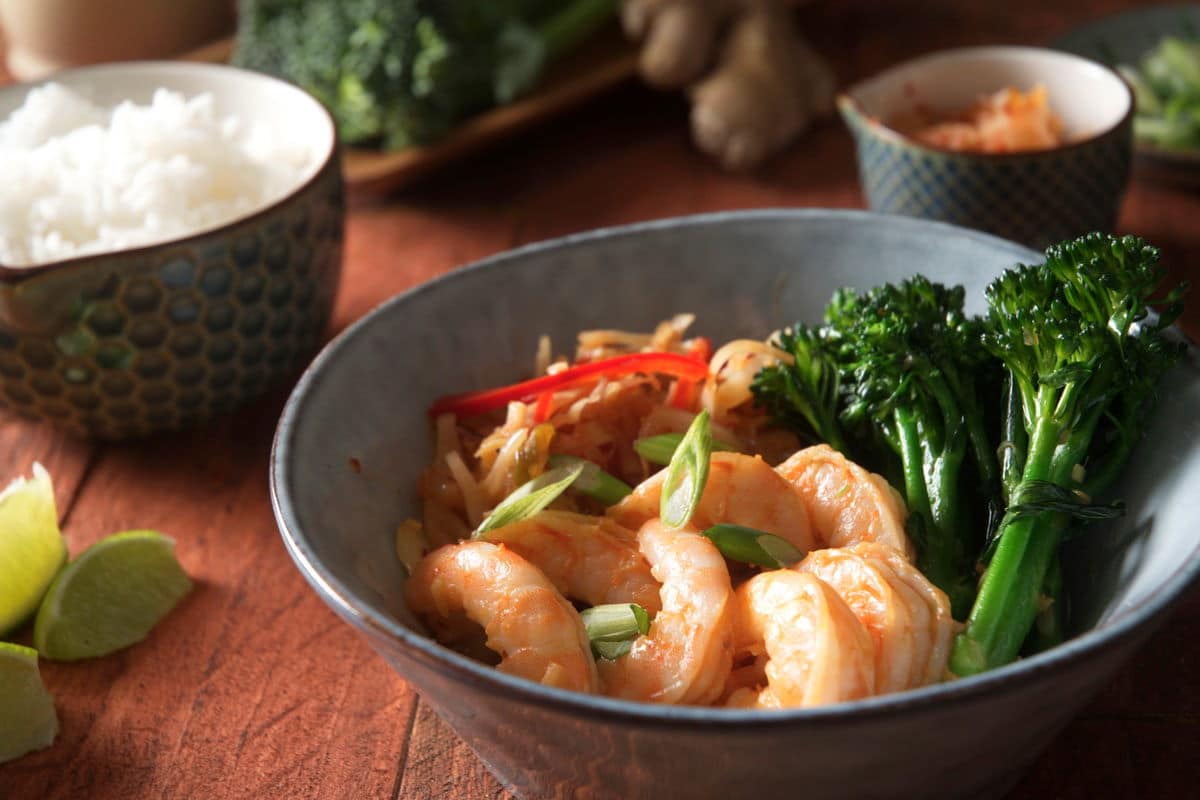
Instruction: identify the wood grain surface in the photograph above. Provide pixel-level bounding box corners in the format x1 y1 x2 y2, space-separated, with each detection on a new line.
2 2 1199 798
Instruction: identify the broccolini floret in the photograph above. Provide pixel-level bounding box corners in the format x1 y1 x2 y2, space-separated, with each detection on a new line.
951 234 1185 675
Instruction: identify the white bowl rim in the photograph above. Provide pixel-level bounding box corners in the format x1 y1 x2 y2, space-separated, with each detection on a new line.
0 59 339 278
839 44 1135 160
271 208 1200 727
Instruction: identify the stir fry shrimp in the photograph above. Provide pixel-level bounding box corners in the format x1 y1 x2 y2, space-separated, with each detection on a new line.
859 542 957 684
609 452 816 554
405 541 599 693
600 520 734 705
727 570 875 709
480 511 661 614
797 545 937 693
776 445 915 561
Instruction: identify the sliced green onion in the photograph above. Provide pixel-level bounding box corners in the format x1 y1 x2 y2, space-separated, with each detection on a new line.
472 462 584 537
701 524 804 568
546 454 632 505
633 431 737 466
593 640 635 660
580 603 650 660
660 410 712 528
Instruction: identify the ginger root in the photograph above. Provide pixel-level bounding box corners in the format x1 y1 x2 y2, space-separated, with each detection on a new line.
621 0 834 170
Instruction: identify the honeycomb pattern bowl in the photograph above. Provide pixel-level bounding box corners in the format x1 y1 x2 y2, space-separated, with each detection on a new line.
838 46 1133 248
0 62 344 440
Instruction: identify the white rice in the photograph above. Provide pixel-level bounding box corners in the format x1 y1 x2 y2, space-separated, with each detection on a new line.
0 83 316 268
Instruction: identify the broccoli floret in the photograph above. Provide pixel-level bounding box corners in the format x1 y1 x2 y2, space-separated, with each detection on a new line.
234 0 421 144
233 0 617 150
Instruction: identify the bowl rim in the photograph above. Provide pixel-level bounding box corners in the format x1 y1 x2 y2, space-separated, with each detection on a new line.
1048 3 1200 168
0 59 339 282
270 208 1200 727
837 44 1135 161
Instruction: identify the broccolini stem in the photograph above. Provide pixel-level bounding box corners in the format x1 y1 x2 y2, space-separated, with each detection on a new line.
895 407 934 530
951 388 1067 675
538 0 619 62
814 410 851 456
935 367 999 490
1078 395 1138 500
998 373 1027 503
921 368 968 541
896 406 971 617
1024 551 1065 655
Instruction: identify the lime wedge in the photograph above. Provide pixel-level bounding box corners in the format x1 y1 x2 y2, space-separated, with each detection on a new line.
34 530 192 662
0 642 58 763
0 463 66 636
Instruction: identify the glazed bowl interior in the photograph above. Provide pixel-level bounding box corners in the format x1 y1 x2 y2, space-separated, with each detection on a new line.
0 60 335 271
846 46 1132 147
272 210 1200 727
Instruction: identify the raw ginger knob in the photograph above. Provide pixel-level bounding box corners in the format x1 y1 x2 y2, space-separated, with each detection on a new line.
621 0 835 170
622 0 729 88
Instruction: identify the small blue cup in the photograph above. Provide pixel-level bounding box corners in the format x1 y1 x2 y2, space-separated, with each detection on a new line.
839 46 1134 248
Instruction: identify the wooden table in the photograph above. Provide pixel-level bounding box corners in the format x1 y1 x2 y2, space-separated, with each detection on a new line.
3 2 1198 798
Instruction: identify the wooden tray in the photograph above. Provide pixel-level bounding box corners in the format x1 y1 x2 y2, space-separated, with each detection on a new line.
183 31 639 195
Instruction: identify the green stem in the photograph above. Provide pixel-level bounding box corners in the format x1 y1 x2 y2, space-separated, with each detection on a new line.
816 417 850 455
1023 550 1065 655
1042 373 1113 505
999 372 1028 503
927 362 997 490
917 370 965 537
896 407 970 617
1078 394 1137 500
538 0 618 62
495 0 616 104
964 380 1000 490
895 407 934 529
920 394 964 551
951 387 1064 675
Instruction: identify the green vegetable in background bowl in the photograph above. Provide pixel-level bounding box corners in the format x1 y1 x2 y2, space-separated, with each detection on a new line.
1118 36 1200 151
234 0 618 150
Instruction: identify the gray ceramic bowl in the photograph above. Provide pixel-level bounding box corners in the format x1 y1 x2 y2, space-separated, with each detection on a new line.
0 61 344 440
270 210 1200 800
839 46 1133 248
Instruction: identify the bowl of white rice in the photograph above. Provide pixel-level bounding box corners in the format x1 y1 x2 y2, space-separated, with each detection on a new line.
0 60 343 439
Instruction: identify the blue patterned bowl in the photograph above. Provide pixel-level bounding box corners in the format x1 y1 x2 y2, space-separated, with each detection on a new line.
839 46 1133 247
0 62 344 440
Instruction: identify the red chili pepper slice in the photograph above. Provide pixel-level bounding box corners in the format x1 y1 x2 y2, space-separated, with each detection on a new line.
667 379 698 410
428 352 710 418
666 337 713 410
532 391 554 423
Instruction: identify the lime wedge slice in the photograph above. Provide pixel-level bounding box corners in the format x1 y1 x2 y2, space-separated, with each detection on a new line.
0 463 66 636
34 530 192 662
0 642 58 763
